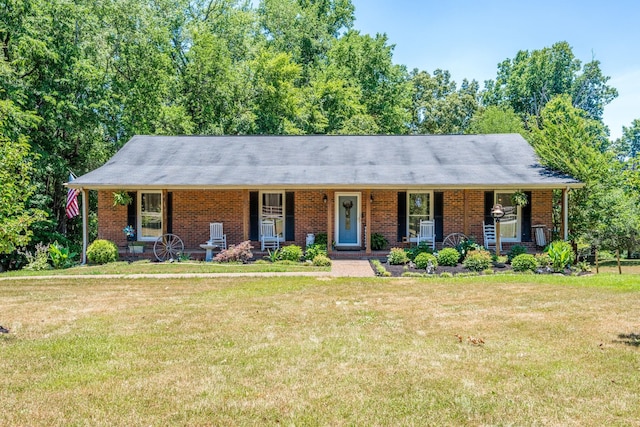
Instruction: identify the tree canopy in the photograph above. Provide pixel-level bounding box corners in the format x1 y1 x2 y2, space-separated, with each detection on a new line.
1 0 638 264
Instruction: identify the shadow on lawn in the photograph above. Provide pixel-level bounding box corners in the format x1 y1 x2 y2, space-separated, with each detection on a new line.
614 333 640 347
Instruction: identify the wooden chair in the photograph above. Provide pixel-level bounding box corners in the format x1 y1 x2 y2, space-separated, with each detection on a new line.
483 221 502 252
416 219 435 250
260 219 280 251
207 222 227 250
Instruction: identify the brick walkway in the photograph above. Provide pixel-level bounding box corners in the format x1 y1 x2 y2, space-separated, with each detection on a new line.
329 260 375 277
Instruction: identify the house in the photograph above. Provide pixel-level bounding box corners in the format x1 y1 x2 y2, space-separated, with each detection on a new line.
68 134 582 260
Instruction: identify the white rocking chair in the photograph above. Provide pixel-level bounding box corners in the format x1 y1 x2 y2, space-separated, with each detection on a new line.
207 222 227 250
416 219 436 250
483 221 502 252
260 219 280 251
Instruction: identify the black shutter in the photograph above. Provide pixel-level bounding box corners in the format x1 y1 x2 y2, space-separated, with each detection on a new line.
166 192 173 234
285 191 295 241
127 192 137 231
521 191 532 242
397 192 407 242
249 191 259 241
434 192 444 242
484 191 494 225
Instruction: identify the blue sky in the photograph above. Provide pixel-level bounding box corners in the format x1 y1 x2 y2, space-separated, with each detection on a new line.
350 0 640 139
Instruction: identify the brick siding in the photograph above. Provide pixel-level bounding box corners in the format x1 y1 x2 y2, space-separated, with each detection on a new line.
97 188 554 251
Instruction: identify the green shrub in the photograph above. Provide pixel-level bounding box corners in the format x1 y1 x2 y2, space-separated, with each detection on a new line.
511 253 538 272
463 250 492 271
405 242 433 261
507 245 528 262
545 240 575 272
414 252 438 270
535 253 551 268
387 247 410 265
371 259 391 276
439 272 453 278
314 233 328 246
279 244 303 262
305 243 327 261
437 248 460 266
312 254 331 267
49 242 76 269
371 233 389 250
456 237 481 260
86 239 118 264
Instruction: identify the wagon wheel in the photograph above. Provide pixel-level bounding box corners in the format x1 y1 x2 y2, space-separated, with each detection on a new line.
153 233 184 262
442 232 468 248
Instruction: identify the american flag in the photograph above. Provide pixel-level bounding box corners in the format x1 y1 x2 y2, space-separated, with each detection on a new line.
66 173 80 219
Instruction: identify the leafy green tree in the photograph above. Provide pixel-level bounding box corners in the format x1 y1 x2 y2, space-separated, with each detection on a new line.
529 95 622 241
327 30 411 133
466 105 526 135
0 100 47 255
484 41 617 123
410 69 480 134
612 119 640 161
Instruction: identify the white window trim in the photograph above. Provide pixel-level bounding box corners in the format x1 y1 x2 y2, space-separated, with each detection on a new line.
137 191 163 242
407 191 433 240
495 191 521 243
260 190 285 241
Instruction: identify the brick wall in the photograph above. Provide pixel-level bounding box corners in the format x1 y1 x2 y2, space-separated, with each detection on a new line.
97 188 555 251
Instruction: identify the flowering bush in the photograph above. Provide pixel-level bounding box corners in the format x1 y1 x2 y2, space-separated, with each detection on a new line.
214 240 253 263
387 247 409 265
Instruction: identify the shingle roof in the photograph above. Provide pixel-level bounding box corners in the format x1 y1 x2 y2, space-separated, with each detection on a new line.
69 134 582 189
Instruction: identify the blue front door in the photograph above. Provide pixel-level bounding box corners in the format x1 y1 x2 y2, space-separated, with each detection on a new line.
336 194 359 246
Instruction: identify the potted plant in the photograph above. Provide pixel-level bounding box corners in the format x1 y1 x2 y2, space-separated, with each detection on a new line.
511 190 528 207
113 190 133 206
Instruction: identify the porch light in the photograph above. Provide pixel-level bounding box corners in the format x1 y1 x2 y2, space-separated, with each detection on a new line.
323 194 327 204
370 193 374 203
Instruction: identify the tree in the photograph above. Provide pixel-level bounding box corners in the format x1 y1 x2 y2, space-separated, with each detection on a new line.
612 119 640 161
466 105 525 135
0 100 46 256
409 69 480 134
529 95 623 242
483 41 617 124
327 30 411 134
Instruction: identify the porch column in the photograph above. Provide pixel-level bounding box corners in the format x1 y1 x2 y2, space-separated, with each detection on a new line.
365 190 372 254
326 190 333 256
242 190 249 241
563 187 569 240
81 188 89 265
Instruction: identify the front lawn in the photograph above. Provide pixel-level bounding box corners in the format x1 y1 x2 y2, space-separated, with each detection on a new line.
1 275 639 425
0 259 330 277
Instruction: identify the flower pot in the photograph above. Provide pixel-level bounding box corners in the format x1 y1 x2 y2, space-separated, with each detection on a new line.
128 245 144 254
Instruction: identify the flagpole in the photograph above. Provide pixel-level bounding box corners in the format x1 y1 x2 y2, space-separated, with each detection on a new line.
81 188 89 265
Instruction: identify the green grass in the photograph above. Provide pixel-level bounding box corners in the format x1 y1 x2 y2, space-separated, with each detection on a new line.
0 259 329 277
1 274 639 425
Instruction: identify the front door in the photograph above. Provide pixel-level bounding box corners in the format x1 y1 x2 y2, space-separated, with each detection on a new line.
335 193 361 247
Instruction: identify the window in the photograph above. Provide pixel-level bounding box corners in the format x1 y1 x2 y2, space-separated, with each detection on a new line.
495 192 520 241
407 192 432 239
261 192 284 239
138 192 162 241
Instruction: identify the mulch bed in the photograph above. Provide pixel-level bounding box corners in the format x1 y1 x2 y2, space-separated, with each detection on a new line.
372 260 514 277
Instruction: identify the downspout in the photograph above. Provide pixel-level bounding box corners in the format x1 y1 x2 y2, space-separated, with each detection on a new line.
81 188 89 264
